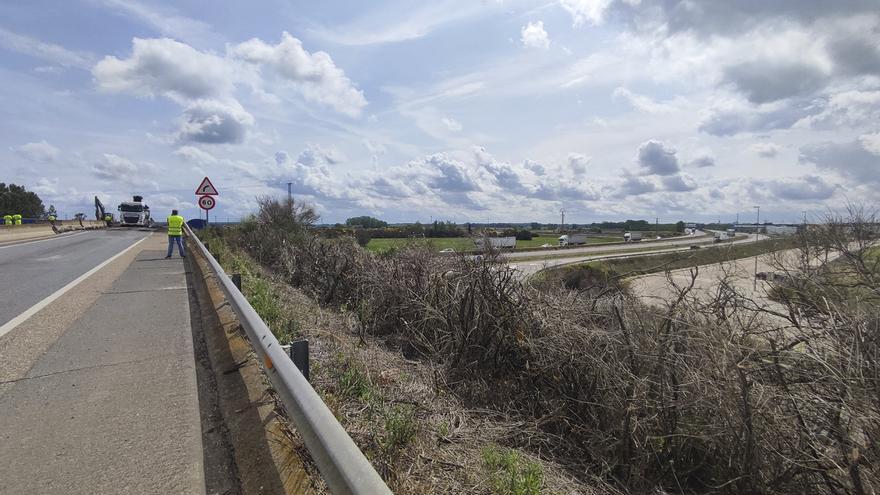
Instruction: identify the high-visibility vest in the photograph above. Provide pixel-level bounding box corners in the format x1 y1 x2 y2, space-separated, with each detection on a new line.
48 215 56 221
104 214 112 221
167 215 185 236
13 214 22 225
3 215 11 225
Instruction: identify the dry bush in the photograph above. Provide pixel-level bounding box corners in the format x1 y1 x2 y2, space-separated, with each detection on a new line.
217 198 880 494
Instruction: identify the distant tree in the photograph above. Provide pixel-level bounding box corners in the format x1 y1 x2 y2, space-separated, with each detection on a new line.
675 220 685 233
47 205 57 218
345 215 388 228
0 183 45 218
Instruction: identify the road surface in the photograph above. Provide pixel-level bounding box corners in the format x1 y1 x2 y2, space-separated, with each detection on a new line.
510 233 762 278
503 231 710 260
0 229 150 330
0 232 206 494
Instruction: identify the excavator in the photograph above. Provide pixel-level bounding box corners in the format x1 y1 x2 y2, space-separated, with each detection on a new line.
95 196 113 227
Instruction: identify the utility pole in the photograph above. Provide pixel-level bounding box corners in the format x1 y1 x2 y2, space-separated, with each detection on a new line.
753 205 760 290
287 182 292 204
560 208 565 233
655 217 659 239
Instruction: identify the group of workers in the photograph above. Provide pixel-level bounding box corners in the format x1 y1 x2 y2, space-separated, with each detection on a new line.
3 214 23 225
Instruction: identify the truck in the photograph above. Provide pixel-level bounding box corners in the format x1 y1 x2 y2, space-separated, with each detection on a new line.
623 232 643 242
558 233 588 246
117 195 152 227
473 236 516 250
714 231 729 243
726 228 737 238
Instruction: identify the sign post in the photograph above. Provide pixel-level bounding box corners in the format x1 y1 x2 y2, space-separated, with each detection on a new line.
195 177 219 225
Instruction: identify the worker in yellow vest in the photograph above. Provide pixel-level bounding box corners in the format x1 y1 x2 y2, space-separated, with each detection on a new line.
104 213 112 227
165 209 186 258
13 214 22 225
48 213 56 224
3 214 11 225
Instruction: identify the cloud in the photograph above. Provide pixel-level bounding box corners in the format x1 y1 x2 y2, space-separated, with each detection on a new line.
0 27 94 68
567 153 590 175
762 175 837 200
521 21 550 49
612 87 678 114
799 138 880 184
618 175 656 196
94 37 232 102
88 0 217 46
795 90 880 130
92 153 153 185
531 180 601 201
424 154 482 192
636 140 680 175
749 142 781 158
559 0 614 26
174 145 217 164
228 32 367 117
689 156 715 168
177 99 255 144
661 174 697 192
524 159 546 176
699 99 818 136
441 116 462 132
14 141 60 162
721 60 828 104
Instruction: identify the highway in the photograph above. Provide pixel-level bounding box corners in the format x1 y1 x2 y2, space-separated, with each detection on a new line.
510 233 762 278
0 229 150 331
503 231 710 260
0 231 206 493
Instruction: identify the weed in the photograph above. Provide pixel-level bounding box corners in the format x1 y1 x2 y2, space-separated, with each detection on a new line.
381 405 416 456
337 362 373 400
482 445 543 495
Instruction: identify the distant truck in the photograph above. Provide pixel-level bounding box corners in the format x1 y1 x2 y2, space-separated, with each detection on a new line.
714 232 730 243
623 232 643 242
117 195 152 227
726 228 737 238
558 233 588 246
474 236 516 250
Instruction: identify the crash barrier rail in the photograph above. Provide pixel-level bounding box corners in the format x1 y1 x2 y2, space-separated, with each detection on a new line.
184 224 392 495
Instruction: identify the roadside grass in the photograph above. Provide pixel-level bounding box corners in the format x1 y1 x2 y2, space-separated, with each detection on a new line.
482 445 544 495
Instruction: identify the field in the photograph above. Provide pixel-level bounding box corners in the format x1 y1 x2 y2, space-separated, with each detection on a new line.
365 234 621 253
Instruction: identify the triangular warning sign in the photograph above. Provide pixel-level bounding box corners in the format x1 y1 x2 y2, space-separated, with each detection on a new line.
195 176 219 196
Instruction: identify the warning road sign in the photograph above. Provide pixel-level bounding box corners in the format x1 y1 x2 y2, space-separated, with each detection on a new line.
195 176 219 196
199 195 216 210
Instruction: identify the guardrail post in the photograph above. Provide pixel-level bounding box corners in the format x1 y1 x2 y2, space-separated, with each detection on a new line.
289 340 310 381
232 273 242 292
205 242 210 254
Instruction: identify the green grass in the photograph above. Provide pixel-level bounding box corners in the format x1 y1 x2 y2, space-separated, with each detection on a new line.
482 445 543 495
365 235 621 253
381 405 417 456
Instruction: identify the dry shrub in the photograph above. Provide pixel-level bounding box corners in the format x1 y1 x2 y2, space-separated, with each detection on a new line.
217 198 880 494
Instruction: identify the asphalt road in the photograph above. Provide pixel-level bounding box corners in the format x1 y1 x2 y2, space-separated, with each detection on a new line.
502 231 711 260
0 229 150 328
511 233 763 278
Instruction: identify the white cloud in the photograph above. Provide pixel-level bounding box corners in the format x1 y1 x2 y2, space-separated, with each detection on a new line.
174 145 217 164
88 0 217 46
441 116 462 132
749 142 782 158
558 0 613 26
521 21 550 49
176 99 255 144
93 37 232 102
14 141 60 162
567 153 590 175
612 87 678 114
0 27 94 68
636 140 680 176
228 32 367 117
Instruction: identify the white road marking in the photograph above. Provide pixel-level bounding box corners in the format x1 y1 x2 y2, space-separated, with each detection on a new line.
0 234 150 339
0 231 90 250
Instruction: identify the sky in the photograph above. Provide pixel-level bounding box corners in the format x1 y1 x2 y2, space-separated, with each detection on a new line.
1 0 879 224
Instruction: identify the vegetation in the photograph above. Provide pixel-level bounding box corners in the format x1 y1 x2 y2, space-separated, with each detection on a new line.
207 198 880 494
0 182 45 218
482 445 543 495
345 215 388 228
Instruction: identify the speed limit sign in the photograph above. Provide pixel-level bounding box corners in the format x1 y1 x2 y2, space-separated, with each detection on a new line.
198 195 216 210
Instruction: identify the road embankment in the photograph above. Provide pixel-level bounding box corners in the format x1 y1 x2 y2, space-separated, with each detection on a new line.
186 236 313 494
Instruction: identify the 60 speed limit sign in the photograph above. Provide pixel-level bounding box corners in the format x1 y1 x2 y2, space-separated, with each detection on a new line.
198 195 216 210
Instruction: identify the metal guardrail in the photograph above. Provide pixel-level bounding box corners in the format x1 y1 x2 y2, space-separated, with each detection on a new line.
185 225 392 495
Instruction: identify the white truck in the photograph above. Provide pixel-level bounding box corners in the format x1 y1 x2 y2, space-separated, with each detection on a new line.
117 195 152 227
714 231 729 243
726 228 737 238
558 233 588 246
623 232 643 242
474 236 517 250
